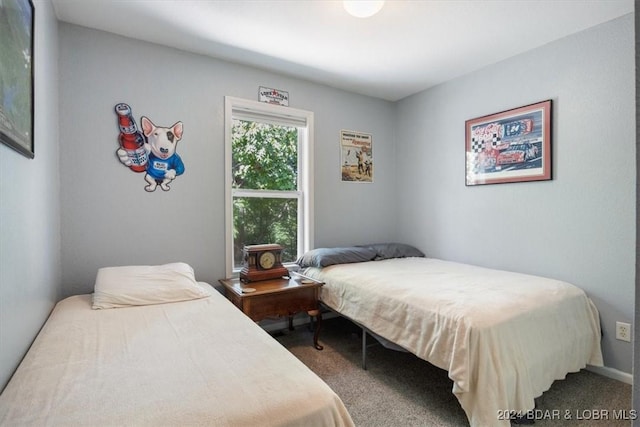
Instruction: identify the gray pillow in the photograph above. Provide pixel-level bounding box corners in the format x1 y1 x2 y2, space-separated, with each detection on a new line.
296 246 377 268
361 243 425 260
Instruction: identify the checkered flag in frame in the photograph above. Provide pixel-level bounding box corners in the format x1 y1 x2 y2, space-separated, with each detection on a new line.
469 133 499 173
470 133 499 153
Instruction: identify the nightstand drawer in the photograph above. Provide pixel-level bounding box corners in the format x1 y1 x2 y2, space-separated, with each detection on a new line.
241 287 318 321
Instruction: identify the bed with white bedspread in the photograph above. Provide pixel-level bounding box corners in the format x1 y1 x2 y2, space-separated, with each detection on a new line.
0 263 354 427
299 246 603 427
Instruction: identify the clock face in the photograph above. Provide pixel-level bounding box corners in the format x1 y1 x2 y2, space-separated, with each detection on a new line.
258 251 276 270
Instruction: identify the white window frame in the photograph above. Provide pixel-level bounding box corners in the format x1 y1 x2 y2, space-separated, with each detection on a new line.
224 96 314 277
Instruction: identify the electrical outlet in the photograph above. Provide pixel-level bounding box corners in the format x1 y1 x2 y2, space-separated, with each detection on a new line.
616 321 631 342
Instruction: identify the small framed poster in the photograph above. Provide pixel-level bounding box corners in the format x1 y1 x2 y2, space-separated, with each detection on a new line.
341 130 373 183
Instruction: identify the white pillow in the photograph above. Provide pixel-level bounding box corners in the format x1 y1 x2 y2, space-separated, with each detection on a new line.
92 262 211 309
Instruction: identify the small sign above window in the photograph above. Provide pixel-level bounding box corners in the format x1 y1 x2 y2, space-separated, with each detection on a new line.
259 86 289 107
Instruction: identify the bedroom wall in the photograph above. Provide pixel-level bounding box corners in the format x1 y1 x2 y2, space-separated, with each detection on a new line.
0 0 61 390
395 14 635 375
58 23 397 296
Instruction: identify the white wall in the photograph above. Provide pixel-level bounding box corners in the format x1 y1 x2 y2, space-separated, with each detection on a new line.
396 14 635 374
58 24 398 296
0 0 61 390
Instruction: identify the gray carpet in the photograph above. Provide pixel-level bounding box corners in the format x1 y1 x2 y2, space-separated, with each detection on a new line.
275 317 632 427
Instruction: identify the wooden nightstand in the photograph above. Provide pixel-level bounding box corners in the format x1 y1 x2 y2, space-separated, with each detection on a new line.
219 275 324 350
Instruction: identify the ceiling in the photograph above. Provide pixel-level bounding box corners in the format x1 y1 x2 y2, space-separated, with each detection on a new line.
51 0 634 101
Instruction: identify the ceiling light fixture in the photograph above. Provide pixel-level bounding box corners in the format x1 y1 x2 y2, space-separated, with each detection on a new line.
343 0 384 18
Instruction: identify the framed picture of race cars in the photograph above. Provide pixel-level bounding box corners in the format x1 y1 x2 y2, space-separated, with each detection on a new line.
465 100 552 186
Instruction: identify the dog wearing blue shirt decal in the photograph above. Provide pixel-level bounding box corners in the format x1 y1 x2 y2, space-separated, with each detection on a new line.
140 116 185 192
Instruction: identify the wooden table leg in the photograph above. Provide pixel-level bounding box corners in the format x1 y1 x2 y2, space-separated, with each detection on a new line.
308 309 323 350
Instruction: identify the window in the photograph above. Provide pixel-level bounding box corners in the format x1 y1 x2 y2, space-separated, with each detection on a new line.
224 97 314 277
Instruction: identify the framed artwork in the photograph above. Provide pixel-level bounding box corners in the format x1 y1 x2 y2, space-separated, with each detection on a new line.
340 130 373 183
465 100 551 186
0 0 35 158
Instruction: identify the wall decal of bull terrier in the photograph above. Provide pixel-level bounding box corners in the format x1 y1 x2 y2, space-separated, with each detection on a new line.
140 117 184 192
114 103 185 192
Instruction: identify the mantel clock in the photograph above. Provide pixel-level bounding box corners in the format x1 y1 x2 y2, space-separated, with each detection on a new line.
239 244 289 282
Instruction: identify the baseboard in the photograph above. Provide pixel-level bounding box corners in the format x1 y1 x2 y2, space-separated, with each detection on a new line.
586 365 633 385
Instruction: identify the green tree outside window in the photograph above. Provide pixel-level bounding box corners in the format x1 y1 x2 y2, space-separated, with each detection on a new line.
232 120 299 265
